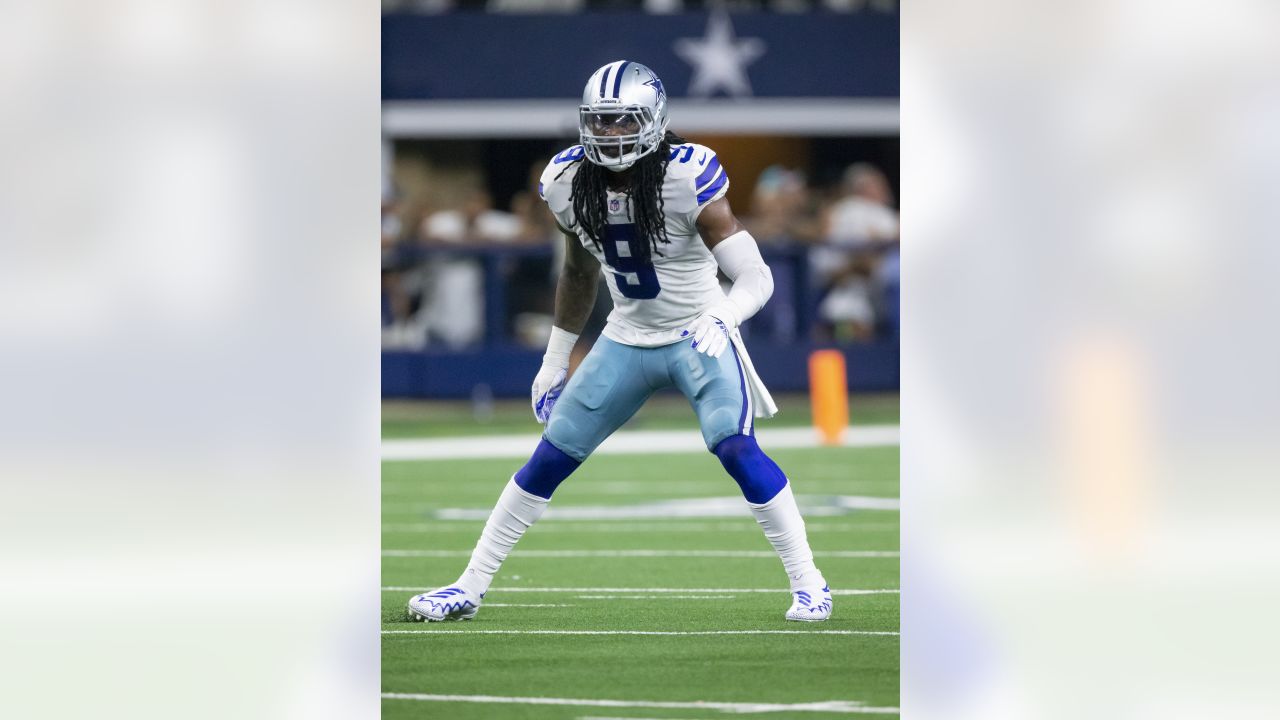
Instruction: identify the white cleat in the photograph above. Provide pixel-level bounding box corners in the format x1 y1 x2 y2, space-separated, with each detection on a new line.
785 584 833 622
406 586 484 622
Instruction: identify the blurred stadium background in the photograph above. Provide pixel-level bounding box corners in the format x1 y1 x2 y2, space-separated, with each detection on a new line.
381 0 899 417
8 1 1278 718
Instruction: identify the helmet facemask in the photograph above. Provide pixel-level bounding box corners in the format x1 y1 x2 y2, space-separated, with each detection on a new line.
579 105 665 172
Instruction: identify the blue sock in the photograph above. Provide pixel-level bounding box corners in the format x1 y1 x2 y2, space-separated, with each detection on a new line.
713 434 788 504
513 439 581 499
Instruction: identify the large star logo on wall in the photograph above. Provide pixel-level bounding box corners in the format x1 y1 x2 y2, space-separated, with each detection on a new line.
673 10 767 98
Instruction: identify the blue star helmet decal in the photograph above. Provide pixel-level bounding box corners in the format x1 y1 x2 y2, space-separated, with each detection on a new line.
644 74 666 102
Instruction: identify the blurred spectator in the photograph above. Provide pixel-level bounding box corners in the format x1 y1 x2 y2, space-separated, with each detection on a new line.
876 244 900 339
510 162 558 245
422 189 521 243
811 163 899 342
643 0 682 12
825 162 898 244
487 0 586 11
383 0 458 13
381 197 428 349
381 198 403 252
507 162 560 348
746 165 822 244
821 0 898 12
409 190 523 349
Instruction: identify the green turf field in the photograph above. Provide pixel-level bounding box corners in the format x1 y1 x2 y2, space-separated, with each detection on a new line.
382 436 900 718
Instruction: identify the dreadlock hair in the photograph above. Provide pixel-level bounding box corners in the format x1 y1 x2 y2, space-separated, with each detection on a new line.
566 130 688 261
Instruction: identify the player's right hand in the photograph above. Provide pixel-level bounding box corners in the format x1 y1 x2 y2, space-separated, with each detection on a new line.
531 363 568 424
683 312 732 358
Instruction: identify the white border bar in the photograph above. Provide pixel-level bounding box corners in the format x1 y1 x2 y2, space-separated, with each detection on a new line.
382 98 900 137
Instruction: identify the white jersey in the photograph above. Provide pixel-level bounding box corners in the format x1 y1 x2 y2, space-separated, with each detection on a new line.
540 142 731 347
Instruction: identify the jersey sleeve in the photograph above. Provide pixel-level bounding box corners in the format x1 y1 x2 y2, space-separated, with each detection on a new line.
689 147 730 210
664 143 730 234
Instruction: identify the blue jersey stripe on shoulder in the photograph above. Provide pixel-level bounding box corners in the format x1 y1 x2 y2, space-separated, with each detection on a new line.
612 60 631 98
697 171 728 204
695 156 722 189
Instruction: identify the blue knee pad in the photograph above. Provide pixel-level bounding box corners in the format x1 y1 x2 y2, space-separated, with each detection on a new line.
713 434 787 504
513 438 581 499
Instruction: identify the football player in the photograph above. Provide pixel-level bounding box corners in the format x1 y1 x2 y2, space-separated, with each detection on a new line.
408 61 832 623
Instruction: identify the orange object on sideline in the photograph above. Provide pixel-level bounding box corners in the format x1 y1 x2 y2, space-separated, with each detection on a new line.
809 350 849 446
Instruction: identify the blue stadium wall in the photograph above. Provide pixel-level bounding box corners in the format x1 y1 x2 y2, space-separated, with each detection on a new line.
383 341 898 399
382 11 899 102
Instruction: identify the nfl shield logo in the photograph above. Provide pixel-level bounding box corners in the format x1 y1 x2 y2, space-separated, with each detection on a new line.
609 198 620 213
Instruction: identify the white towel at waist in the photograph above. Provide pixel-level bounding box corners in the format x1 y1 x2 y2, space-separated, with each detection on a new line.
729 329 778 419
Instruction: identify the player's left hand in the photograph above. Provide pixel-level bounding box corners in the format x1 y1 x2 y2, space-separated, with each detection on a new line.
683 312 732 358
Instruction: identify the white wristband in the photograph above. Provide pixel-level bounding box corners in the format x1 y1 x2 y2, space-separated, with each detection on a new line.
706 300 742 329
543 326 579 369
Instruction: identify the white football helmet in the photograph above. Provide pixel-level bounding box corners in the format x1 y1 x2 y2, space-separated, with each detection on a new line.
580 61 669 172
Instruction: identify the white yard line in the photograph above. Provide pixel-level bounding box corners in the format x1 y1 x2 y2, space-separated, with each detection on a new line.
383 549 899 559
575 715 893 720
436 495 899 521
383 629 898 637
578 716 725 720
483 603 576 608
575 595 736 600
382 424 899 461
381 692 899 715
383 521 899 533
383 586 899 596
578 716 720 720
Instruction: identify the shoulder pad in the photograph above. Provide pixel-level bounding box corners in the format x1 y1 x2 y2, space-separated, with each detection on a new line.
666 143 729 207
539 145 586 212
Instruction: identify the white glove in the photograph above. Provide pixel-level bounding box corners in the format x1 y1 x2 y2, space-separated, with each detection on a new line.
531 327 579 423
531 364 567 424
682 304 737 359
